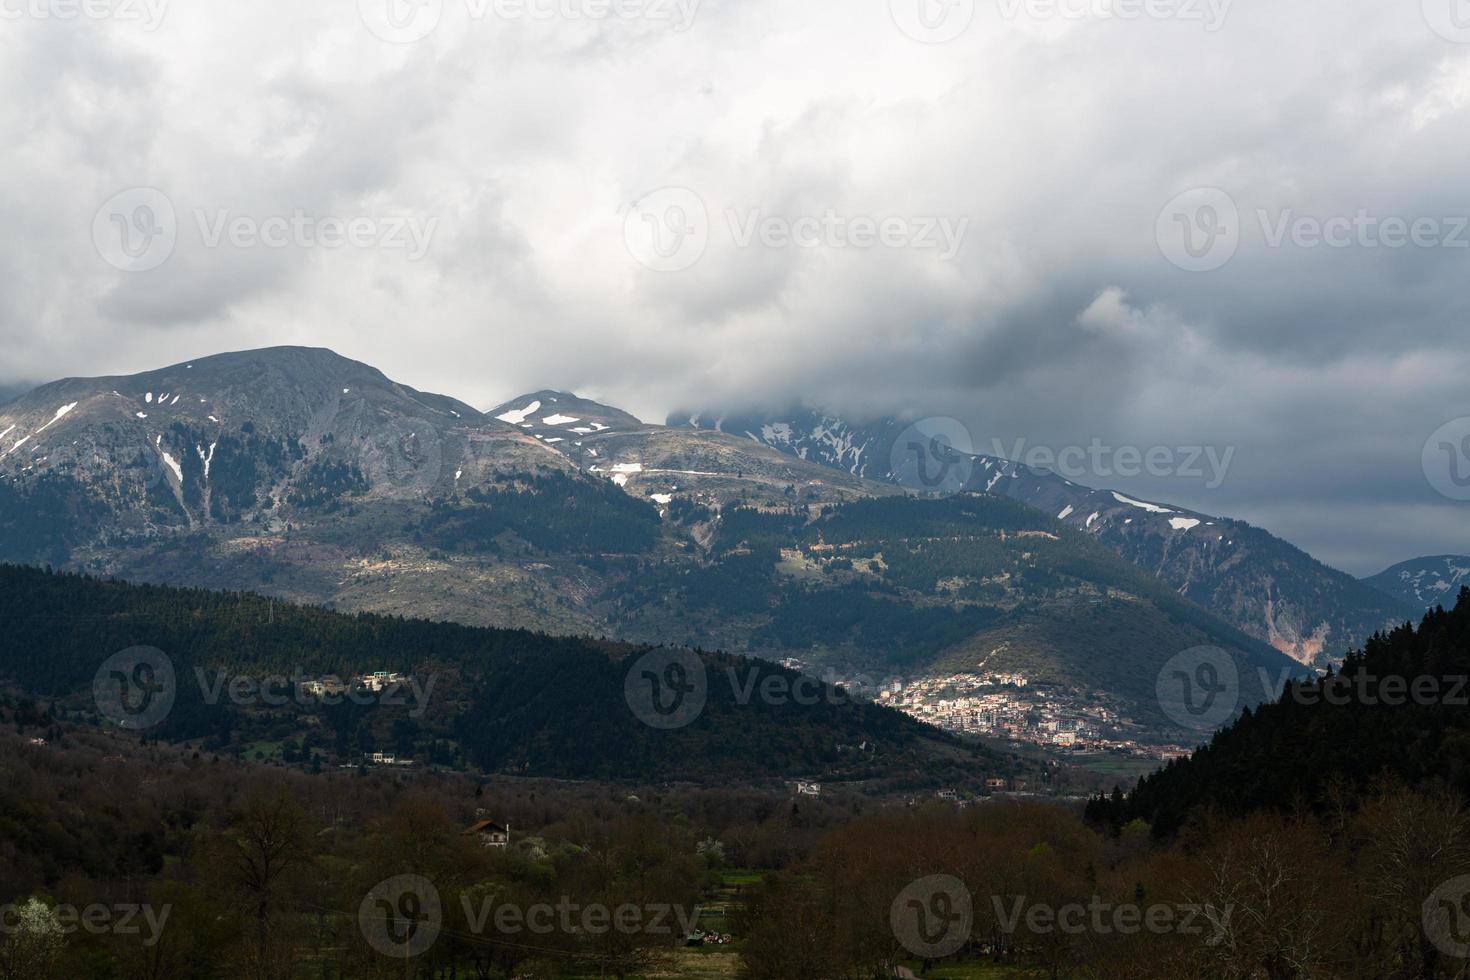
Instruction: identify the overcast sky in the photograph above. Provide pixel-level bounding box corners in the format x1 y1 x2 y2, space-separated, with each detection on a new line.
3 0 1468 574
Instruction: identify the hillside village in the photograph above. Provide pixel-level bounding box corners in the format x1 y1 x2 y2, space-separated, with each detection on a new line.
836 669 1195 761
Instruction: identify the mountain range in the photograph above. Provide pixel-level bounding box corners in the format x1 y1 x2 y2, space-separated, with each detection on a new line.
1364 555 1470 610
672 406 1421 666
0 346 1423 735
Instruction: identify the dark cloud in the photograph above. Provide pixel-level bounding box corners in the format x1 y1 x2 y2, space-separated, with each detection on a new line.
1 0 1467 575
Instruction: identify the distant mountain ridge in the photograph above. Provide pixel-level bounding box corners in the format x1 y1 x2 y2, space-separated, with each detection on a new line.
1364 555 1470 610
671 406 1416 666
0 346 1305 734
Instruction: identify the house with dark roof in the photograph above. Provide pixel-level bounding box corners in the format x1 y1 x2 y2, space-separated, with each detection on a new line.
462 819 510 848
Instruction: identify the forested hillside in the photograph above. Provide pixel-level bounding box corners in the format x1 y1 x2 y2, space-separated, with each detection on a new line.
1088 588 1470 837
0 564 993 785
605 494 1297 728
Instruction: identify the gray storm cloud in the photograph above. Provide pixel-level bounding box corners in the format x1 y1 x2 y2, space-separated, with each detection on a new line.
0 0 1467 573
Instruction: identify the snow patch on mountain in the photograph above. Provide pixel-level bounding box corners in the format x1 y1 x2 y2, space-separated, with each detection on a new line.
1112 492 1173 514
497 401 542 424
35 402 78 435
158 448 182 484
591 461 644 487
198 442 217 480
761 423 794 445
